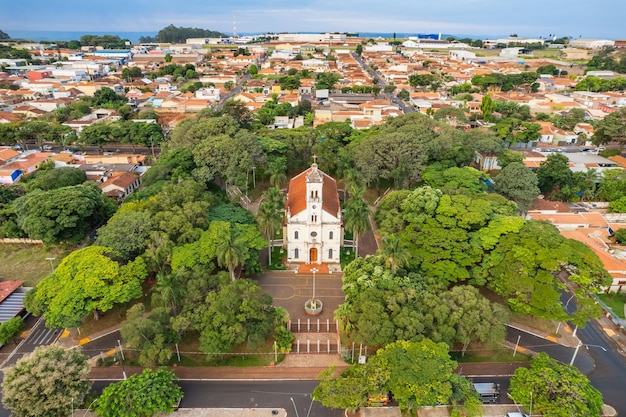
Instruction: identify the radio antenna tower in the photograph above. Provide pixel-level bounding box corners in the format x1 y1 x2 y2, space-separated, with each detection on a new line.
233 12 238 38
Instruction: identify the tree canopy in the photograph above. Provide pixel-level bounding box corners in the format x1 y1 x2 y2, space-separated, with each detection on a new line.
13 182 115 244
25 246 146 328
2 346 90 417
509 353 603 417
313 339 477 413
95 368 183 417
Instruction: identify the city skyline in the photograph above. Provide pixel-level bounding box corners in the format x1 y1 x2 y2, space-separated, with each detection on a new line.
1 0 624 40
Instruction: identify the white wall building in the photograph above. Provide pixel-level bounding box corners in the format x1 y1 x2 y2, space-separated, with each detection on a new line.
284 161 343 266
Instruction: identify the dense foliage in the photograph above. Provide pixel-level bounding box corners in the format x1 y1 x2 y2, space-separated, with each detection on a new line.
139 25 226 43
95 368 183 417
510 353 603 417
2 346 90 417
313 339 480 414
25 246 146 328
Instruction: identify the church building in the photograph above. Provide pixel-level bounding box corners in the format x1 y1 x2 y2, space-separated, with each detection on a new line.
284 159 343 266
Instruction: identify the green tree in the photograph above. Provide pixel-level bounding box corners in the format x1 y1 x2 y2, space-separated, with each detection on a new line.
494 162 540 213
315 72 340 90
0 317 24 345
27 167 87 191
509 353 603 417
343 191 372 259
215 223 250 281
593 107 626 149
497 148 524 168
2 346 90 417
93 87 127 109
13 182 115 244
95 368 183 417
257 200 283 266
480 94 496 120
164 53 172 62
120 304 180 366
189 278 275 357
355 44 363 55
609 196 626 213
95 210 153 261
379 234 410 272
377 339 458 411
25 246 145 328
536 153 573 197
312 366 369 411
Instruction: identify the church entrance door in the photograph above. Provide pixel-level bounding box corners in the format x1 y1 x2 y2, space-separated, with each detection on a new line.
310 248 318 262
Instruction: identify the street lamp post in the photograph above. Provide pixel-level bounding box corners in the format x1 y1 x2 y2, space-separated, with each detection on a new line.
310 267 318 307
45 257 55 274
570 340 607 365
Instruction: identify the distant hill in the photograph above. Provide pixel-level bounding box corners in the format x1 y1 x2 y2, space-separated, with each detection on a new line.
140 25 227 43
0 30 10 40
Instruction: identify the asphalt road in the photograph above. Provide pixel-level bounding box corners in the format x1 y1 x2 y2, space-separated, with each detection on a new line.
89 380 343 417
0 317 62 368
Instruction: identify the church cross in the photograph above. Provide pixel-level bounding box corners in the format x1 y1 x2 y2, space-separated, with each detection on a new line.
312 154 318 164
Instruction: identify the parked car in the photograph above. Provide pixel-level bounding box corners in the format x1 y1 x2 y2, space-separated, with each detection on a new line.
531 148 542 152
505 413 529 417
12 144 22 151
42 145 53 151
598 146 606 151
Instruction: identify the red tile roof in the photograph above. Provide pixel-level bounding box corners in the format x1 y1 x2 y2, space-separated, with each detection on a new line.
286 165 340 217
0 280 24 303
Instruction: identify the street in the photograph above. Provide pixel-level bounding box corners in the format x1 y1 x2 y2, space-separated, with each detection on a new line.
89 380 343 417
0 317 62 368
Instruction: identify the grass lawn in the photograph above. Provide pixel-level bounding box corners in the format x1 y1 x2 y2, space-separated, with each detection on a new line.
78 281 153 338
451 347 531 363
164 332 282 367
0 243 75 287
340 247 357 269
598 293 626 318
266 246 287 270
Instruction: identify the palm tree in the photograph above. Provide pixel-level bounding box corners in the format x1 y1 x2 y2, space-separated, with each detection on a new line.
257 201 283 266
216 226 247 281
262 187 284 212
344 195 372 259
266 158 288 188
154 271 184 315
380 235 410 272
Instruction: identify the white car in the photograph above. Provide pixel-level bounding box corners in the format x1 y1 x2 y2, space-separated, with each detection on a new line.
42 145 53 151
505 413 529 417
531 148 542 152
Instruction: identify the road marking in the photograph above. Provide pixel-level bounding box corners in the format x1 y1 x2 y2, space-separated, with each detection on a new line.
603 328 616 337
545 335 558 343
516 346 528 353
60 329 70 339
19 330 30 338
105 348 116 356
78 337 91 346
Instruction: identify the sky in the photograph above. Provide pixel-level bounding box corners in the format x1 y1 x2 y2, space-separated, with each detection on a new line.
1 0 624 39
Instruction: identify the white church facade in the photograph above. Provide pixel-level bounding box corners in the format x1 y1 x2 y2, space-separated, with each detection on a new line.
284 161 343 266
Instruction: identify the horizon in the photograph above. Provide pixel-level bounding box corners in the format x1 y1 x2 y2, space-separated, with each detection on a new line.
1 0 624 40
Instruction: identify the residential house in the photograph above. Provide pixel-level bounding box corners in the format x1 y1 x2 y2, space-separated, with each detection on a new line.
99 172 141 201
